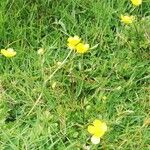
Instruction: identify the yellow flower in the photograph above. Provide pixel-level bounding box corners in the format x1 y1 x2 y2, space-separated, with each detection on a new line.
67 36 81 49
131 0 142 6
1 48 16 58
120 15 135 24
88 119 107 138
75 43 89 54
88 119 107 144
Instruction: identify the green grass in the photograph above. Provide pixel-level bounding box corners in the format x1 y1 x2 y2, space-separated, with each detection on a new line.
0 0 150 149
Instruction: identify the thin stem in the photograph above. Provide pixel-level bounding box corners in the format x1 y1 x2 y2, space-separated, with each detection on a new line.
43 50 72 85
26 50 72 116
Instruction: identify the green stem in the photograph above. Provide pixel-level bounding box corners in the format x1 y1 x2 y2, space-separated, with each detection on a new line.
26 50 72 116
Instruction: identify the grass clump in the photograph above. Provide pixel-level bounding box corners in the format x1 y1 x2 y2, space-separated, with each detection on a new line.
0 0 150 149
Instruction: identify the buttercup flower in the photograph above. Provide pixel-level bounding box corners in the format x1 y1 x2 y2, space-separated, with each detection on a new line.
88 119 107 144
131 0 142 6
67 36 81 49
76 43 89 54
120 15 135 25
1 48 16 58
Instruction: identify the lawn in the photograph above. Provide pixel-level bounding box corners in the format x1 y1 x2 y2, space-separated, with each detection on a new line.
0 0 150 149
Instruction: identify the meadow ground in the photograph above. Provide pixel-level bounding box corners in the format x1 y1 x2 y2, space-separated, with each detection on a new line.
0 0 150 149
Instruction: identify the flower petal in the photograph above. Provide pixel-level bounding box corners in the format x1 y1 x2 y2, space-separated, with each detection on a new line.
1 48 16 58
67 43 76 50
120 15 135 24
101 122 107 132
92 119 107 138
75 43 89 53
87 125 95 134
93 129 105 138
93 119 103 127
67 36 81 46
131 0 142 6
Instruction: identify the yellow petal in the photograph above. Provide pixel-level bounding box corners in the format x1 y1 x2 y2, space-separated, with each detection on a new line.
92 119 107 138
93 127 105 138
87 125 95 134
1 48 16 58
93 119 103 127
67 43 76 50
131 0 142 6
75 43 89 53
120 15 135 24
101 122 107 132
67 36 81 48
